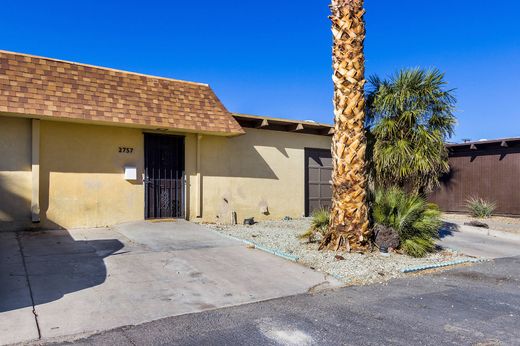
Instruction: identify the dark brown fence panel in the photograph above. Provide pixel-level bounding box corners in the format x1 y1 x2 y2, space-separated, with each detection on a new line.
428 144 520 216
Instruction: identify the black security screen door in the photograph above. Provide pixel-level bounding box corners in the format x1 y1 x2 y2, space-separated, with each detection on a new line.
144 134 185 219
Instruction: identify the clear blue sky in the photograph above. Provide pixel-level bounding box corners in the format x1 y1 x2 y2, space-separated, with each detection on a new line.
2 1 519 142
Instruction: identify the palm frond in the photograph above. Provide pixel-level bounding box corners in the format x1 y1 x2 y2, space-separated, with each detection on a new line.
371 188 441 257
366 67 456 192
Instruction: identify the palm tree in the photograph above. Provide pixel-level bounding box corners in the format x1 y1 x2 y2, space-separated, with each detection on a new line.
320 0 370 252
366 68 456 193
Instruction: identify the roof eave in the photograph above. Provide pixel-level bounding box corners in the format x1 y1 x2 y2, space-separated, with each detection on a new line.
232 113 333 137
0 111 245 136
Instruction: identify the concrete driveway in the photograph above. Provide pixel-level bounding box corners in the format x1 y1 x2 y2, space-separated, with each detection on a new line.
0 220 341 345
438 222 520 258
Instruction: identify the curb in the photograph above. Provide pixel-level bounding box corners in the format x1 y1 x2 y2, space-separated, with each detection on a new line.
247 240 300 262
443 221 520 242
457 224 520 242
401 258 485 273
208 228 300 262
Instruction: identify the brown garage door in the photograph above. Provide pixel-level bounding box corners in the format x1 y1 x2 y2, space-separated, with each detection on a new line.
305 148 332 216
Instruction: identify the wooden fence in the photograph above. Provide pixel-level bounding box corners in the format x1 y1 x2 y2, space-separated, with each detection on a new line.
428 138 520 216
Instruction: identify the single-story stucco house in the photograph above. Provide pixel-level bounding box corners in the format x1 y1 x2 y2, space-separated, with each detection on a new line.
0 50 334 231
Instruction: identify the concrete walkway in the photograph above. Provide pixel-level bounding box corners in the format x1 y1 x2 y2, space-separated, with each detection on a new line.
0 220 341 345
438 223 520 258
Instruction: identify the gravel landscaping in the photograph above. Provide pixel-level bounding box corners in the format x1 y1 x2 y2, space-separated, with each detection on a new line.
442 213 520 235
207 218 478 285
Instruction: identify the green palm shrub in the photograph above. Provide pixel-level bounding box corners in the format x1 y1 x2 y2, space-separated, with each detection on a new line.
366 68 456 193
371 188 442 257
300 208 330 242
466 197 496 218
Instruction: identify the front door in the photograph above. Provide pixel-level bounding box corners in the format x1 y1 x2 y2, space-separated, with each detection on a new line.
144 133 185 219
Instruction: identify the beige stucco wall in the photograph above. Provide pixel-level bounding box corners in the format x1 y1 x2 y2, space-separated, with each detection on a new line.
191 128 331 223
39 121 145 229
0 116 32 231
1 115 331 230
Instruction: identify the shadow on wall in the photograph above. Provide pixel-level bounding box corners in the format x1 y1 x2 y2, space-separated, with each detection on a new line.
0 229 124 313
427 166 462 211
0 175 63 231
201 139 278 179
202 130 331 179
0 175 31 231
439 166 458 189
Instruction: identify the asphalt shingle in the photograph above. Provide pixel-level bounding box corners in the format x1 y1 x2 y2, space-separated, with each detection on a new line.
0 50 244 135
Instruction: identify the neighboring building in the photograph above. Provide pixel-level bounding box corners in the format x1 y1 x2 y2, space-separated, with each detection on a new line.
0 50 333 231
429 138 520 216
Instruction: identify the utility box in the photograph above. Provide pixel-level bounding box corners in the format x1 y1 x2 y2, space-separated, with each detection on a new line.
124 166 137 180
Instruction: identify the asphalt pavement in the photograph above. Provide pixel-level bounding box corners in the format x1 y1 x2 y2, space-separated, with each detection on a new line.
48 256 520 346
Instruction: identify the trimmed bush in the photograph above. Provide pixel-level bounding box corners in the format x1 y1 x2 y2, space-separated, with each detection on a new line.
371 188 442 257
466 197 496 218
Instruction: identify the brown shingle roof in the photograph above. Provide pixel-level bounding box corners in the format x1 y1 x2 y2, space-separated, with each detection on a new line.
0 50 244 135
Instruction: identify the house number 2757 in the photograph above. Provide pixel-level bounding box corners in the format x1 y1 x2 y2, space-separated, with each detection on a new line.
119 147 134 153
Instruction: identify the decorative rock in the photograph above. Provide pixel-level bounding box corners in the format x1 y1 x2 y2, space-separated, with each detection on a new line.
373 224 400 250
243 217 255 225
208 219 477 286
464 220 489 228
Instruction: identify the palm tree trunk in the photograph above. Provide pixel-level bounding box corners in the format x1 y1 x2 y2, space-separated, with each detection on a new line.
320 0 370 252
